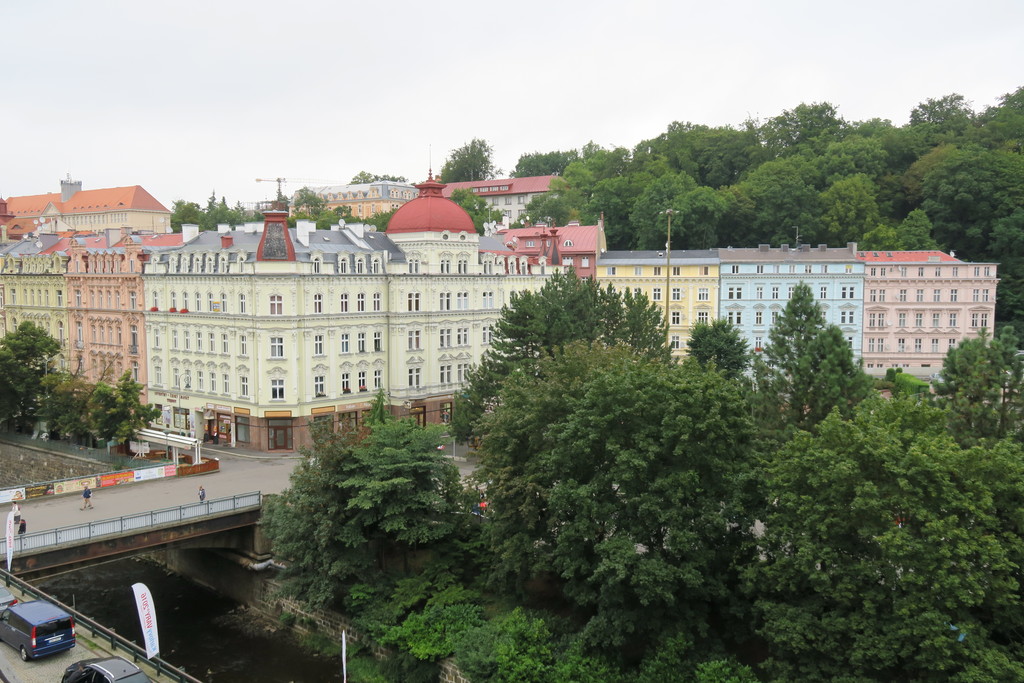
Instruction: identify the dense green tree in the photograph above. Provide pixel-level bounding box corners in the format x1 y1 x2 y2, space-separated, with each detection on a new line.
750 397 1024 681
759 102 848 157
451 271 669 441
291 186 325 216
170 199 204 232
479 344 755 655
351 171 408 183
629 172 697 249
512 150 579 177
37 371 94 442
909 93 976 145
449 188 504 234
751 282 873 435
935 327 1024 446
819 173 882 244
88 371 160 446
440 138 498 182
687 318 749 378
920 145 1024 257
263 418 463 607
0 322 61 431
736 157 822 245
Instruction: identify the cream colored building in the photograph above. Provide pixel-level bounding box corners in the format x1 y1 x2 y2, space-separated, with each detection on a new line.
596 250 720 355
2 178 172 239
0 236 71 369
143 177 556 452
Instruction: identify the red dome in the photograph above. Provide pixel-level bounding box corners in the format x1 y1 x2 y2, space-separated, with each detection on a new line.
386 175 475 234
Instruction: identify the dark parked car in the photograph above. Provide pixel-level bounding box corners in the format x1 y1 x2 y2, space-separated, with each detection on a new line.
62 656 152 683
0 586 16 611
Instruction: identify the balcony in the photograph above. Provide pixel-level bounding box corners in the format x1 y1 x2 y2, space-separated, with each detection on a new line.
75 341 84 349
129 344 139 355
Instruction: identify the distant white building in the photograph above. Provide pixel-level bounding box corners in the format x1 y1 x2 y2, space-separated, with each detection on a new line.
441 175 555 225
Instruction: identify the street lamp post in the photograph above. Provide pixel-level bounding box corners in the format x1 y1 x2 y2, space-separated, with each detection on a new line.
661 209 674 349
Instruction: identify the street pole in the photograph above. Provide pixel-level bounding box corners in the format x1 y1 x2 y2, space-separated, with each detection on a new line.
663 209 674 349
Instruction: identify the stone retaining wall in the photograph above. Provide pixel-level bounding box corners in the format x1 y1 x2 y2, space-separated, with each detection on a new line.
0 439 108 487
264 587 470 681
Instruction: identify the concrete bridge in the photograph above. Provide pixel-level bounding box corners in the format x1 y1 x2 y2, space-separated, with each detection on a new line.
3 492 262 579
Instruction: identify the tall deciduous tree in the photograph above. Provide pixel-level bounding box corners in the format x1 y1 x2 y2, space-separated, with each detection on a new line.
451 271 669 441
479 344 755 656
935 327 1024 446
751 397 1024 681
88 371 160 445
449 188 504 234
440 138 498 183
751 281 873 435
0 322 61 431
263 419 463 607
512 150 579 178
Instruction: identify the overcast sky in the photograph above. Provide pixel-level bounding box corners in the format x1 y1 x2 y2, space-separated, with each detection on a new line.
4 0 1022 209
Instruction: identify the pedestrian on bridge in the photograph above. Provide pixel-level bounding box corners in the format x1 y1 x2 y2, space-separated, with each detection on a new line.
198 485 206 502
11 501 21 523
81 485 94 510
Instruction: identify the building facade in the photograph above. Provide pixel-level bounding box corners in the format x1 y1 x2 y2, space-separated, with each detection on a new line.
857 250 999 376
596 250 720 355
2 178 172 239
718 243 865 358
488 221 606 279
142 177 557 452
441 176 554 226
302 180 418 220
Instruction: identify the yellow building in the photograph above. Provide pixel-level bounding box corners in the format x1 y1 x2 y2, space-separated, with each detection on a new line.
596 249 720 355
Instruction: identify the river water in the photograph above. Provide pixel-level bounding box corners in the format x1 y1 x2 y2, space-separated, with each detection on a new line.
36 557 344 682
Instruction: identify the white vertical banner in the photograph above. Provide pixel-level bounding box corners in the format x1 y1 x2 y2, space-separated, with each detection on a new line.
342 629 347 683
4 511 14 573
131 582 160 659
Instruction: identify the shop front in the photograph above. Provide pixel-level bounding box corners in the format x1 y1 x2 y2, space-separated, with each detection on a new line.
202 403 235 446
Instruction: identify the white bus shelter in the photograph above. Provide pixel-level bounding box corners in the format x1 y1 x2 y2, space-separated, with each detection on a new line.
134 428 202 466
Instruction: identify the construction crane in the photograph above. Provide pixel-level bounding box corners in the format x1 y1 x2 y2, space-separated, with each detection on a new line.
255 177 346 198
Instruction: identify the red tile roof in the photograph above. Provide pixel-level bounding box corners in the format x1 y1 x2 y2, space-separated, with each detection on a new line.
7 186 169 216
497 224 600 254
856 250 961 263
441 175 555 197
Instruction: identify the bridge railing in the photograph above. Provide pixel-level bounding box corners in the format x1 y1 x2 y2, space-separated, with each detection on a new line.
1 491 262 556
1 567 204 683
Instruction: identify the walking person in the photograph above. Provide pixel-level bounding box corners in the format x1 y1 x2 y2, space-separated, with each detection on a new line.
198 485 206 502
11 501 21 524
81 485 93 510
17 519 26 535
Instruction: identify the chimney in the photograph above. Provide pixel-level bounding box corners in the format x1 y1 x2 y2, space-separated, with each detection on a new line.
181 224 200 243
60 176 82 202
598 212 605 230
819 244 828 251
847 241 858 253
296 220 314 246
221 235 234 249
781 244 789 252
758 244 770 252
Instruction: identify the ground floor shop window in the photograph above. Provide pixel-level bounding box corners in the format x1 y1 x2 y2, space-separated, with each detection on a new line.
268 418 293 450
235 416 250 443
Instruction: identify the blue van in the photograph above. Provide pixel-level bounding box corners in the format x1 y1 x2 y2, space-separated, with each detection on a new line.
0 600 76 661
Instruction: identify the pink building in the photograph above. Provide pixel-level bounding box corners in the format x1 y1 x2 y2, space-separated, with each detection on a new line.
490 221 606 279
58 230 182 396
857 250 998 377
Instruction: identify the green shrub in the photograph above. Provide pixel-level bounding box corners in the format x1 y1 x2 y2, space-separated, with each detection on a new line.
278 611 297 628
893 371 930 396
385 603 484 661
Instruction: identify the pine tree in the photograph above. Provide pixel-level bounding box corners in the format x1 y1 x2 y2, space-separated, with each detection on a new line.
752 281 873 434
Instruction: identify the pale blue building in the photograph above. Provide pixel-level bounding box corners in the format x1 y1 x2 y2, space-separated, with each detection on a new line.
718 243 865 359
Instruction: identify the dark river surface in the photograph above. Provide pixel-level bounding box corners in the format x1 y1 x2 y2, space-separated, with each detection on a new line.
36 557 344 683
